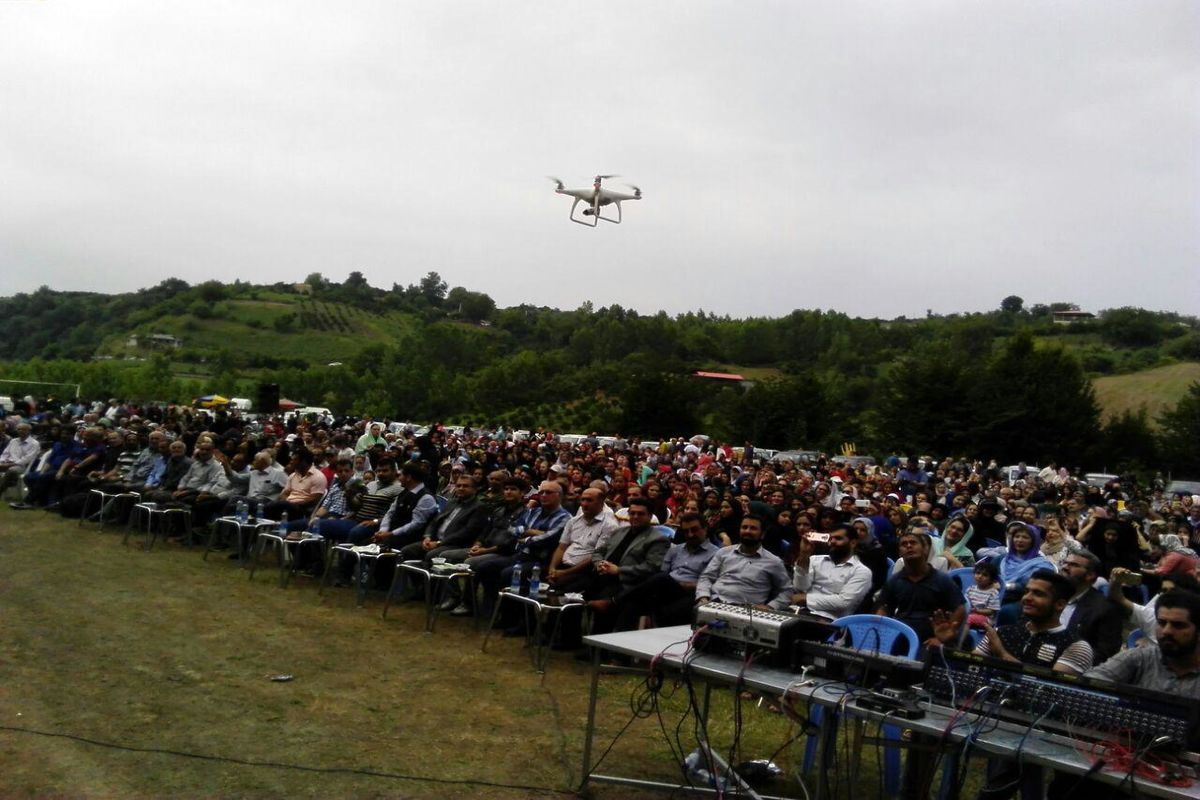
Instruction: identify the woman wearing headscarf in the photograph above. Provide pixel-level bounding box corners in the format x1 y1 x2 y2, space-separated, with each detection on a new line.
1037 515 1077 571
851 516 891 612
1080 520 1142 579
996 521 1055 623
942 513 976 569
712 496 742 546
1148 533 1199 578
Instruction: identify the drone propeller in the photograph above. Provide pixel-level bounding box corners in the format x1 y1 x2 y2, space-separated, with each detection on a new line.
595 174 619 180
626 184 642 198
547 176 565 190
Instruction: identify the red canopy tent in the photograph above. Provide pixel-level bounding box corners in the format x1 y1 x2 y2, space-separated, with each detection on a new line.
277 398 301 410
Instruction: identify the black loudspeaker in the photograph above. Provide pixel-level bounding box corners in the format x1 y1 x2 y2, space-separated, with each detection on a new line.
257 383 280 413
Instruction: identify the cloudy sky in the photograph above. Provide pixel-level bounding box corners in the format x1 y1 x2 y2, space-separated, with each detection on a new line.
2 1 1197 319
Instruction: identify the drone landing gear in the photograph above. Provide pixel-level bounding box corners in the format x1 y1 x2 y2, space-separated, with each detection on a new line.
569 199 622 226
596 202 623 225
569 198 598 227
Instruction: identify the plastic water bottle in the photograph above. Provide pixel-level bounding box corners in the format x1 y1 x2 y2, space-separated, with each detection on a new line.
529 565 541 597
510 564 523 593
309 518 322 540
236 499 248 524
278 511 288 536
683 750 713 787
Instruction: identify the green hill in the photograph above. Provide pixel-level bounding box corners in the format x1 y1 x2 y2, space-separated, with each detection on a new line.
2 277 1199 470
1093 362 1200 424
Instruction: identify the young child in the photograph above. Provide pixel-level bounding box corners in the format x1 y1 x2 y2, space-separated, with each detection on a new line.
966 560 1002 628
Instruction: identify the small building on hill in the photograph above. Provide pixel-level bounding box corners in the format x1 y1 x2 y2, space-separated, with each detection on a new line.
1052 307 1095 325
692 370 754 388
126 333 183 349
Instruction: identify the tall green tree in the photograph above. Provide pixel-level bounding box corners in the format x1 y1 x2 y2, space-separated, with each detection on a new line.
969 333 1101 464
1158 382 1200 475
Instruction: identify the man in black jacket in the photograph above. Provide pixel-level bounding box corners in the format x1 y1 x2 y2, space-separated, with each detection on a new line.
1058 548 1124 664
398 474 489 565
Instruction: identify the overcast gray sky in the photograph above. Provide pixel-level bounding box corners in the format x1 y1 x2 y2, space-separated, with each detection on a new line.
2 1 1197 319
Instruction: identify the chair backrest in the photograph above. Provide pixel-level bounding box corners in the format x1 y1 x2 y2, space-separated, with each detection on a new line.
985 538 1004 550
1126 628 1145 649
435 494 449 512
885 557 895 574
948 567 975 600
652 525 674 540
829 614 919 659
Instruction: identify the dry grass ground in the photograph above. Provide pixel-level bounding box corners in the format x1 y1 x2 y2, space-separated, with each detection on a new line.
0 506 880 799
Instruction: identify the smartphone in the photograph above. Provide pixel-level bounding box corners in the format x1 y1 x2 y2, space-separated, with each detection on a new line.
806 532 831 543
855 499 869 508
1121 572 1143 586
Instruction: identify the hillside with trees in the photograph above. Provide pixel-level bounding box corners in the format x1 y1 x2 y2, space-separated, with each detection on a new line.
1 274 1198 474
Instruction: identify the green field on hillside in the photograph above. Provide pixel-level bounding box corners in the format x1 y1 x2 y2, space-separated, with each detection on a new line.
99 298 420 364
1092 362 1200 423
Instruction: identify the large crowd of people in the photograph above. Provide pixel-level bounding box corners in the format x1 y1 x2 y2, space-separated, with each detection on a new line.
3 396 1199 797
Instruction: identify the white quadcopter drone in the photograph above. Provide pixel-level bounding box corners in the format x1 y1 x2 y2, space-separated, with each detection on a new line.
548 174 642 226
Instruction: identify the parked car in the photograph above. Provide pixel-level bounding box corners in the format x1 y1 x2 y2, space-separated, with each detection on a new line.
1084 472 1120 488
1003 464 1040 485
837 455 877 469
1166 479 1200 497
774 450 821 464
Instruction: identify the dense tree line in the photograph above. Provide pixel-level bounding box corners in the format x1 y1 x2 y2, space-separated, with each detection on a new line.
1 279 1198 474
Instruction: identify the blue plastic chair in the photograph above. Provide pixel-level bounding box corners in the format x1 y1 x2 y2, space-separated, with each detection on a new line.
830 615 920 658
885 557 895 574
435 495 449 513
1126 628 1145 649
984 538 1004 550
803 616 919 796
948 567 975 600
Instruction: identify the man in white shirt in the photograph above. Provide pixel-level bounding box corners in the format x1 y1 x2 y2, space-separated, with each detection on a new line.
0 423 40 496
791 524 873 620
548 487 622 589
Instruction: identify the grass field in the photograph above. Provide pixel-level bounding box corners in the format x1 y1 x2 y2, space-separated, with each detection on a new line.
1 506 915 799
1092 361 1200 423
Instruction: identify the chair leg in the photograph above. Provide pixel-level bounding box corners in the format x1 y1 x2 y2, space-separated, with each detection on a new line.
319 549 339 597
355 557 370 607
381 563 402 618
481 593 504 653
248 536 264 580
279 541 293 588
79 492 96 527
